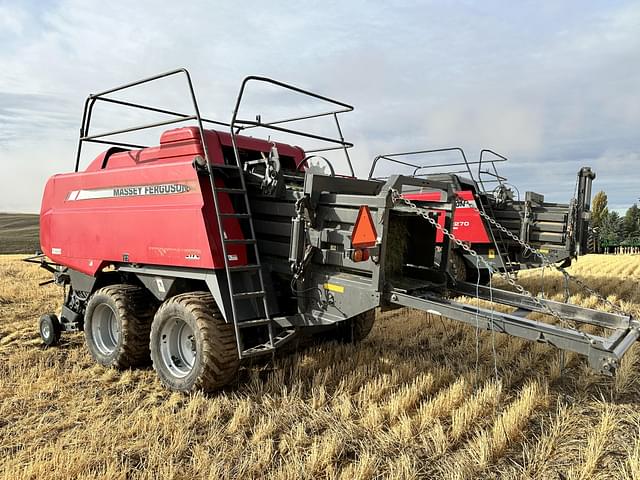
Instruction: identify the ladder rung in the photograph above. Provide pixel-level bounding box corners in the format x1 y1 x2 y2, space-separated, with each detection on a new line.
216 187 246 194
210 163 241 170
238 318 271 328
242 344 275 357
228 264 261 272
274 328 296 341
240 329 296 357
233 290 265 299
224 238 256 245
220 213 250 218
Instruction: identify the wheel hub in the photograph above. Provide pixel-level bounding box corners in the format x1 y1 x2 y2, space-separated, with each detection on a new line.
41 322 51 339
159 317 196 378
92 304 120 356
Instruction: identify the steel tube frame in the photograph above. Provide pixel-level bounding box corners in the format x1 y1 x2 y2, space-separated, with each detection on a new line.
230 75 356 177
368 147 507 182
478 149 509 192
234 108 351 130
81 115 197 141
93 96 230 128
453 281 633 330
82 138 148 150
74 68 229 172
388 289 638 375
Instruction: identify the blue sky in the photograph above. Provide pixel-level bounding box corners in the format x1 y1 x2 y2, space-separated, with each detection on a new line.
1 0 639 212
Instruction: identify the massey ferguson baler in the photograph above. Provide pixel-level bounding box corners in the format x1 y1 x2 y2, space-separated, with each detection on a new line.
33 69 639 392
369 149 596 284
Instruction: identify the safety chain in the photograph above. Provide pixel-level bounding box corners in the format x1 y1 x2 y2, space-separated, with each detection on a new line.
389 189 577 330
469 196 630 318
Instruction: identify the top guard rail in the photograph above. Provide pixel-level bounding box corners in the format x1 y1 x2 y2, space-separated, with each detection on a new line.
74 69 355 176
229 76 355 177
368 147 508 194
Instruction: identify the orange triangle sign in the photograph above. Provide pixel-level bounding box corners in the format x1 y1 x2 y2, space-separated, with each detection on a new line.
352 205 377 248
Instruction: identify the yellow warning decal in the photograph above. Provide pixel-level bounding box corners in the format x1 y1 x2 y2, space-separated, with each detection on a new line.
488 249 495 259
324 283 345 293
540 248 549 253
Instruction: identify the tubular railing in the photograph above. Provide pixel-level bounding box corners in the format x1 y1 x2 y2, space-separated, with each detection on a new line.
478 149 509 192
368 147 508 194
74 68 230 172
368 147 513 270
75 69 356 176
229 76 355 177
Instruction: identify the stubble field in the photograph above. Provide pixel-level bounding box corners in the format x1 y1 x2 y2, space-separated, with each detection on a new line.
0 214 39 254
1 253 639 479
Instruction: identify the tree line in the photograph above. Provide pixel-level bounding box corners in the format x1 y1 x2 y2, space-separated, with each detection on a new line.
591 191 640 247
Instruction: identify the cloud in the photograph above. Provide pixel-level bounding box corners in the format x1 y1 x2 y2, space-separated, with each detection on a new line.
0 0 639 213
0 92 75 147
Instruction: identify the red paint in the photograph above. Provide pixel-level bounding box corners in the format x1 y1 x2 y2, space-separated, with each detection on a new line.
40 127 305 276
404 189 491 244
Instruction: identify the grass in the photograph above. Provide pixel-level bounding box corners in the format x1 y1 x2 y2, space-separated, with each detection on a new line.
0 254 639 479
0 213 39 254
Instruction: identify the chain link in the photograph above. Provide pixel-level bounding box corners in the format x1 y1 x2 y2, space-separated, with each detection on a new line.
389 189 578 330
469 196 630 317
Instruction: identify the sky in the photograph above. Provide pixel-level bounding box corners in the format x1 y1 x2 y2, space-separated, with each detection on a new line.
1 0 639 213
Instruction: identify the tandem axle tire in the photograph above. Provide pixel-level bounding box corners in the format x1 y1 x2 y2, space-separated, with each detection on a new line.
150 292 239 393
39 314 61 346
84 284 155 369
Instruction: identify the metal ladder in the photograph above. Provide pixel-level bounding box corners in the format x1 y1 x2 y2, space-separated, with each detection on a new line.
206 160 295 359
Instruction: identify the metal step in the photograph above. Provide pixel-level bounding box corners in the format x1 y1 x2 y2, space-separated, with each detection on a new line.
241 328 297 358
210 163 242 170
237 318 272 328
273 328 297 347
219 213 251 218
216 187 246 194
224 238 256 245
228 264 261 272
242 343 274 357
233 290 265 299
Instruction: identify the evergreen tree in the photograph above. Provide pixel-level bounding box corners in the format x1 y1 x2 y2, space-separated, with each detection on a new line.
623 204 640 240
599 211 623 246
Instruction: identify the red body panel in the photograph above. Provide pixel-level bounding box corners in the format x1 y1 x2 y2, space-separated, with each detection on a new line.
404 190 491 244
40 128 305 276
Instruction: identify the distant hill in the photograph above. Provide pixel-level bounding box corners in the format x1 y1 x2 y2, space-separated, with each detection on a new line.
0 213 40 254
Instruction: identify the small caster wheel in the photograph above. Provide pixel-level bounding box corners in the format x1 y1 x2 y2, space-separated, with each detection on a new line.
39 313 61 346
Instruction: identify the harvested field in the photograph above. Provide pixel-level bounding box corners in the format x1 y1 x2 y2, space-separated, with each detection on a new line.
0 214 39 254
1 254 639 479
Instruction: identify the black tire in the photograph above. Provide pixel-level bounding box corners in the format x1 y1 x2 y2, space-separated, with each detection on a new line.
451 250 491 285
84 284 155 369
476 268 492 286
450 250 468 282
39 313 61 346
332 309 376 343
150 292 239 393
